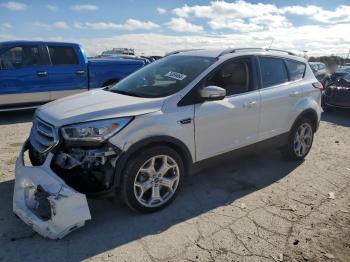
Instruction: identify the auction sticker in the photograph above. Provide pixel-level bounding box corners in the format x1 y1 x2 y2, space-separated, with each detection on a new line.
165 71 187 81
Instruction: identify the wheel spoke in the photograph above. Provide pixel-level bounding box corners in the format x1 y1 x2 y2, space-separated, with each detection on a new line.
135 180 152 196
149 185 162 204
158 156 176 177
140 157 156 175
160 177 177 191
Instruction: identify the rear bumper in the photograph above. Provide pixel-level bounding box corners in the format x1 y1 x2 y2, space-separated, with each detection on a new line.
322 91 350 109
13 141 91 239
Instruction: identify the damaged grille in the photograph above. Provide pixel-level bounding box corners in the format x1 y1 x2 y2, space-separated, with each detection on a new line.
30 117 59 154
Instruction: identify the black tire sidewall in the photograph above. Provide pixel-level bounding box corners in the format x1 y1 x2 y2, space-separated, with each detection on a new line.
121 146 185 213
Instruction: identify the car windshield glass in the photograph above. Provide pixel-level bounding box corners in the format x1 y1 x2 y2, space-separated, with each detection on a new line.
108 55 216 98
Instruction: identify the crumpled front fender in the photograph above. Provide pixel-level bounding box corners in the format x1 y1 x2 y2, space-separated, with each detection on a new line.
13 141 91 239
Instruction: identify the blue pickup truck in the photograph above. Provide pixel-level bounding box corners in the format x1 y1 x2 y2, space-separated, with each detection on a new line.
0 41 145 111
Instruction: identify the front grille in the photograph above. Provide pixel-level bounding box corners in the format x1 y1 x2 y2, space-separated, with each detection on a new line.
29 117 59 154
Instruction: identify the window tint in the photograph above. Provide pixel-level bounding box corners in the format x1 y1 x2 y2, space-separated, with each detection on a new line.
259 57 288 88
285 60 306 81
206 59 252 96
0 46 42 69
48 46 78 65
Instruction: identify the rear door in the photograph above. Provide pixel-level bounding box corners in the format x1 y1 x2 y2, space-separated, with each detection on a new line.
194 56 261 161
45 45 88 100
258 56 305 140
0 44 50 107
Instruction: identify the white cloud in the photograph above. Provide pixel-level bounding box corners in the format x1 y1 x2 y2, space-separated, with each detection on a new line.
171 1 287 32
75 19 160 31
46 4 59 12
2 22 350 57
166 18 203 33
0 23 12 29
172 1 279 19
0 1 27 10
70 4 98 11
33 21 69 31
73 24 350 57
282 4 350 24
157 7 166 14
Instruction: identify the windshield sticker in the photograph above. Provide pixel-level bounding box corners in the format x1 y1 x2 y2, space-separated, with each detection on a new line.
165 71 187 81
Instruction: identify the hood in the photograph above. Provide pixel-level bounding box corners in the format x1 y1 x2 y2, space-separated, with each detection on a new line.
37 89 165 127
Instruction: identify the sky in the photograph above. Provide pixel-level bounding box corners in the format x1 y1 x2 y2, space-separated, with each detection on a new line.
0 0 350 57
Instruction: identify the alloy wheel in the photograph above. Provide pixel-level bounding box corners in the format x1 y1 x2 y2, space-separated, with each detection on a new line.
293 123 313 157
133 155 180 208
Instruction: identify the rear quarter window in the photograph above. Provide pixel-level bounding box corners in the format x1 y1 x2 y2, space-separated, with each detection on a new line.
259 57 288 88
48 46 78 65
285 60 306 81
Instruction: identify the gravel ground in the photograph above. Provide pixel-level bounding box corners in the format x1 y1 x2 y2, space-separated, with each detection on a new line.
0 109 349 262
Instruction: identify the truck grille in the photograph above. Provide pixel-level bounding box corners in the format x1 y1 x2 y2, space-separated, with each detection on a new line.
29 117 59 154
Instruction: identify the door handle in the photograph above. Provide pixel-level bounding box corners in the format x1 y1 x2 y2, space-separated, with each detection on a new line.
289 91 300 97
243 101 257 108
178 118 192 125
76 70 85 75
36 71 47 77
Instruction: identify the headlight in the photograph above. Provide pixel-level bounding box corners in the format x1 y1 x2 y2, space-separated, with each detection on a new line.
61 117 133 143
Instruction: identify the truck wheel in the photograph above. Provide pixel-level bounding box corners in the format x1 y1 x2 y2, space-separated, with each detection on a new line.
281 118 314 161
121 146 184 213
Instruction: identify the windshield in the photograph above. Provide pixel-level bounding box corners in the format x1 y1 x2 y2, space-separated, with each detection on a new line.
108 55 216 98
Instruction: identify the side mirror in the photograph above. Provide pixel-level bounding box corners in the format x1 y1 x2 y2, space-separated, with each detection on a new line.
199 86 226 101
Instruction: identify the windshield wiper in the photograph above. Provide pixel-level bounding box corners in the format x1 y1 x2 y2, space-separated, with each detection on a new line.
109 89 142 97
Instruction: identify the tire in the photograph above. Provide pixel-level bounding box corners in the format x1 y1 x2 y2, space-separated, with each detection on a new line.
281 118 314 161
121 146 184 213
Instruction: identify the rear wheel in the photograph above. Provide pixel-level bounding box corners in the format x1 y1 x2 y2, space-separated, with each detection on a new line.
121 146 184 212
282 118 314 160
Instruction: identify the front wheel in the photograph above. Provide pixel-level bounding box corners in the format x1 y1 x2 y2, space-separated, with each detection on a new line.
282 118 314 160
121 146 184 213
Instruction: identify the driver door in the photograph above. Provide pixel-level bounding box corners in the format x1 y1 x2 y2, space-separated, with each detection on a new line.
194 56 261 161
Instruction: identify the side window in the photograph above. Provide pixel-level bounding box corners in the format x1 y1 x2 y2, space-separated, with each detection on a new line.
206 59 252 96
259 57 288 88
0 46 42 69
285 60 306 81
48 46 78 65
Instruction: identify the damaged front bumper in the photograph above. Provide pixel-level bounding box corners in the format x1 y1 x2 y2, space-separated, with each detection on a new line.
13 141 91 239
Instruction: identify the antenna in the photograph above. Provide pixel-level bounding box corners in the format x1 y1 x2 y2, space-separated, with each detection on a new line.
268 39 274 49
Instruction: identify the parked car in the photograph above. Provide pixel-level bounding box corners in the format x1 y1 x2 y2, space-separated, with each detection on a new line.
13 48 322 239
322 72 350 111
309 62 329 86
0 41 144 111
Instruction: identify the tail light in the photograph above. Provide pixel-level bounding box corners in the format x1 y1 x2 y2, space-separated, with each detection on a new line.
312 82 323 92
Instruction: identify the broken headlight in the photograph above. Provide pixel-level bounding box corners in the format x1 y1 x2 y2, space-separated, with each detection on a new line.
61 117 132 143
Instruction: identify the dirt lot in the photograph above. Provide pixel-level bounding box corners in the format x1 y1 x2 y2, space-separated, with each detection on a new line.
0 110 349 262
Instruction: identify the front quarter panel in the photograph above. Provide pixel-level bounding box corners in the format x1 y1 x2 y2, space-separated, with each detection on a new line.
108 103 195 163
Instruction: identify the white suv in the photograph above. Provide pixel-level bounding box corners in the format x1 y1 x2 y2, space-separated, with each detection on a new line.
13 48 322 239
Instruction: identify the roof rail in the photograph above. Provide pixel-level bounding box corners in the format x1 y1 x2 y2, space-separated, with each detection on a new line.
165 49 203 57
217 48 296 57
